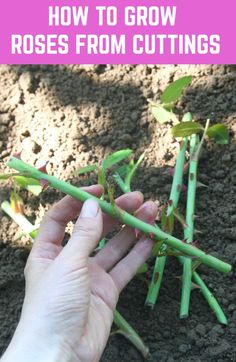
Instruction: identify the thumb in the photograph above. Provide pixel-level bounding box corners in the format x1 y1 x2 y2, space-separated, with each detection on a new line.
59 199 103 265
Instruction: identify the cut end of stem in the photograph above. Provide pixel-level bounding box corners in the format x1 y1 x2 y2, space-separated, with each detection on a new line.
145 301 155 310
180 314 189 319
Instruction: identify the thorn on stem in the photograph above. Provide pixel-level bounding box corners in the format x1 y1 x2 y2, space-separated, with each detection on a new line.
38 165 48 174
13 152 22 160
40 178 49 191
135 228 141 239
192 240 199 248
194 229 203 235
196 181 208 188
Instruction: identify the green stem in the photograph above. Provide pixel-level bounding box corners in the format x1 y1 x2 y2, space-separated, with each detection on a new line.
1 199 150 356
180 135 199 318
192 270 227 325
178 256 227 325
1 201 38 239
145 256 166 307
113 310 149 358
113 173 131 194
146 138 188 307
6 157 232 274
125 153 145 192
192 119 210 162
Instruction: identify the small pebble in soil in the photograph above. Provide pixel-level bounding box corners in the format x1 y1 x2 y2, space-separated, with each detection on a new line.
228 304 236 312
215 170 225 179
130 111 139 122
206 340 230 357
195 324 206 336
119 134 132 144
32 141 42 154
19 72 32 92
21 130 31 138
195 339 204 348
225 229 236 241
222 154 231 162
0 113 10 125
232 310 236 321
178 344 190 353
230 214 236 223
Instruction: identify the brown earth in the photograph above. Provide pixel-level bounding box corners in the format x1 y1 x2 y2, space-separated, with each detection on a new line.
0 64 236 361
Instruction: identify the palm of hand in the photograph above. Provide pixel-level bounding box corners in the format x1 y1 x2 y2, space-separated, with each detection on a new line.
22 186 157 362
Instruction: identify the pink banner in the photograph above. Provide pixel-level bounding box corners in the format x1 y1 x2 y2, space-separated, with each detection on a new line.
0 0 235 64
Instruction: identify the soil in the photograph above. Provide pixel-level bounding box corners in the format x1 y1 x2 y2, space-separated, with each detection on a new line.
0 64 236 361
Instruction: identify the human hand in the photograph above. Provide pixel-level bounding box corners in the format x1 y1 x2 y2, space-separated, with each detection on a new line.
2 185 157 362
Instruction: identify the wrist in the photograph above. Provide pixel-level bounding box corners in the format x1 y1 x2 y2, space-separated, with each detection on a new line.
1 322 79 362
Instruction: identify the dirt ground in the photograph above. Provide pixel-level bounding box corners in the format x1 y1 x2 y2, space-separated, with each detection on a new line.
0 64 236 361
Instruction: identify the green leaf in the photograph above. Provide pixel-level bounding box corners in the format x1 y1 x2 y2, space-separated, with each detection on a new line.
172 121 203 138
163 103 175 112
137 262 148 274
152 241 165 257
161 76 193 103
116 164 131 178
151 105 178 124
161 211 174 234
10 191 24 214
30 229 38 239
97 169 106 188
75 165 97 175
15 176 42 196
206 124 229 144
125 153 145 187
107 183 115 206
173 208 188 229
102 149 133 171
0 173 17 180
182 112 193 122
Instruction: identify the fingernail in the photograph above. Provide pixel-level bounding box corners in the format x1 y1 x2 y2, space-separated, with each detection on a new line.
80 199 99 218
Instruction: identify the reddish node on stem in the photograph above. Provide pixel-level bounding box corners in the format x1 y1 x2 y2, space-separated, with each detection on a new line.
192 240 199 248
146 217 155 226
182 238 188 244
38 165 48 174
167 199 173 206
40 178 49 191
149 232 154 239
135 228 141 239
190 173 195 181
13 152 22 160
154 272 159 284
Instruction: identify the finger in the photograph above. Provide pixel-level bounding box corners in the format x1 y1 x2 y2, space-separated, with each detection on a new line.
58 199 103 267
34 185 103 248
94 201 158 271
109 237 154 293
101 191 144 237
